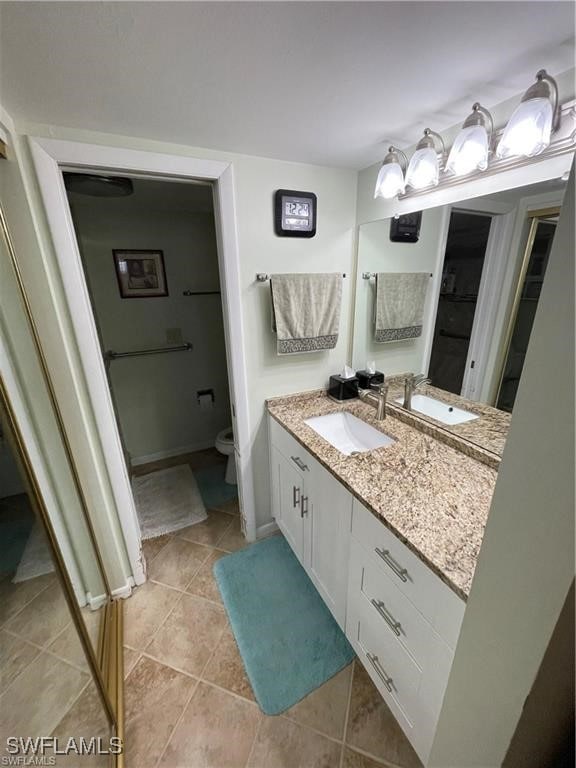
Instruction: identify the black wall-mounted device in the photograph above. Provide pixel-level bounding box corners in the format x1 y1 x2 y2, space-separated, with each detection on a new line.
274 189 317 238
389 211 422 243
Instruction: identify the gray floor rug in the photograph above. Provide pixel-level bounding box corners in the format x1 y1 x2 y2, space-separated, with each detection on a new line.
13 465 208 582
13 523 54 583
133 465 208 539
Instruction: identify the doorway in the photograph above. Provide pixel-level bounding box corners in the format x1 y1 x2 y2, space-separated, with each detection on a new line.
64 172 242 555
428 211 493 395
496 208 560 412
28 137 256 588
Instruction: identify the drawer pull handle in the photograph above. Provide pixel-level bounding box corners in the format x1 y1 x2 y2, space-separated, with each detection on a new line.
291 455 309 472
366 652 394 693
292 485 300 508
371 599 402 637
375 547 408 582
300 495 309 518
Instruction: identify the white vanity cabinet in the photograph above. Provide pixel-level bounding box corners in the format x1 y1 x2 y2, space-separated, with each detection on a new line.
346 499 465 764
268 414 466 765
269 417 352 629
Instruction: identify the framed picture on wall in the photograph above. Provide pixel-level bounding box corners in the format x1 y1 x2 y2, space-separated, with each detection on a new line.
112 249 168 298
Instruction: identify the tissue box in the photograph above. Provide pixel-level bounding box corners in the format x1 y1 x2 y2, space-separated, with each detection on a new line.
356 370 385 389
328 375 359 401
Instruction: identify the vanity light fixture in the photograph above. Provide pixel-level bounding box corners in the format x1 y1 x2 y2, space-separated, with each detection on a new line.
374 146 408 199
446 103 494 176
405 129 445 190
496 70 560 159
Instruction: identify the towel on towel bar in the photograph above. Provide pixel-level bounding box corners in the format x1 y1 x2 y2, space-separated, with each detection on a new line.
270 273 342 354
375 272 429 342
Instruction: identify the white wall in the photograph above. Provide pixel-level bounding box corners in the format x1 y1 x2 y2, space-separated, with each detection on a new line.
429 168 575 767
351 207 448 376
70 190 231 463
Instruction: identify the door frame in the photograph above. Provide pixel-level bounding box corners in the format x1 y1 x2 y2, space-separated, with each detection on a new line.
423 199 517 401
28 137 256 586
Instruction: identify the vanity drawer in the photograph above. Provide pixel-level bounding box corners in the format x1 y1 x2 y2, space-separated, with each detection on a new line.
269 417 312 476
350 537 433 668
349 589 421 731
351 499 465 648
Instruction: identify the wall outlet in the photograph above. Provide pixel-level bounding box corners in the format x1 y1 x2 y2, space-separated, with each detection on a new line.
166 327 183 344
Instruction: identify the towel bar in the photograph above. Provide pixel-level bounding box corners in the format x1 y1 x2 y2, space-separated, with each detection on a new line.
104 343 193 361
362 272 433 279
256 272 346 282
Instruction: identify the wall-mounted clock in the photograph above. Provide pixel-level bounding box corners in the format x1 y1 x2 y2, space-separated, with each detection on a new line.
274 189 317 238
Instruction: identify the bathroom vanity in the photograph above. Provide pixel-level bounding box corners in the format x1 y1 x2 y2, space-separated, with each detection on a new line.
267 390 498 764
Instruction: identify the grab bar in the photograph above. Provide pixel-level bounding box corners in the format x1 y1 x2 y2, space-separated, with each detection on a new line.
104 342 193 361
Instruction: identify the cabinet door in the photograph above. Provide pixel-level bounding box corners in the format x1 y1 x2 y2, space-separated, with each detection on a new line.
272 446 305 564
306 458 353 629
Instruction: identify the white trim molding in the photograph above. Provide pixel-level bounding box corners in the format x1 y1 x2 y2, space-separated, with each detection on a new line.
27 137 257 591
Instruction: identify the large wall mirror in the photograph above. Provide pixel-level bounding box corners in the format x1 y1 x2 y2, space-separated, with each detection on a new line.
1 207 122 764
352 173 569 463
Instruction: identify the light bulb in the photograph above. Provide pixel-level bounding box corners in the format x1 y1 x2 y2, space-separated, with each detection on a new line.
446 125 489 176
373 146 407 199
496 98 553 158
405 147 439 189
374 162 405 199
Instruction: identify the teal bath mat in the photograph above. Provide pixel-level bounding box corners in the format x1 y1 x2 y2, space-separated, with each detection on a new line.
193 464 237 509
213 535 355 715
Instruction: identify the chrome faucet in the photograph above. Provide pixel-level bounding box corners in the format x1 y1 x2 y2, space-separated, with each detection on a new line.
403 373 431 410
359 382 389 420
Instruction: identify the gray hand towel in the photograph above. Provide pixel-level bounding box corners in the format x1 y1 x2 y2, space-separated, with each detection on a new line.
270 273 342 354
375 272 429 342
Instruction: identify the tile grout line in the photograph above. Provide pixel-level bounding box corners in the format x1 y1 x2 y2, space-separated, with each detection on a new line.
1 624 93 682
243 712 264 768
0 577 56 631
340 660 356 768
346 744 406 768
49 678 93 736
152 676 201 768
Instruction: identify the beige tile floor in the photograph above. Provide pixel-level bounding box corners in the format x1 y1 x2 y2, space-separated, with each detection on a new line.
124 453 423 768
0 571 109 756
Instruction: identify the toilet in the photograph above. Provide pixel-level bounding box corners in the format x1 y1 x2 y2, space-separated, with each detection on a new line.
215 427 237 485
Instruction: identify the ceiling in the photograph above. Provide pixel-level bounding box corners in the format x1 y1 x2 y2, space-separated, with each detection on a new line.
1 2 574 169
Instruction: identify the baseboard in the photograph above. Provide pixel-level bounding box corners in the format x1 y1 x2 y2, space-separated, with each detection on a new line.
111 578 135 601
256 521 279 539
131 441 216 466
86 592 110 610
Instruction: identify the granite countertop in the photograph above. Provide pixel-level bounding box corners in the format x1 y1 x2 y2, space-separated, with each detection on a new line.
385 378 511 468
267 390 498 601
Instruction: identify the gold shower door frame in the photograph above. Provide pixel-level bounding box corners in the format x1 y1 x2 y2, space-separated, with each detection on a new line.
0 206 125 767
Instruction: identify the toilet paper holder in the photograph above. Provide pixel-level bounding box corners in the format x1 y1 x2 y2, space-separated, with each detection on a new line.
197 389 215 409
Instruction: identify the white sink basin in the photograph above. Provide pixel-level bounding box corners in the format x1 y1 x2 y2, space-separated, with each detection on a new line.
304 412 395 455
395 394 479 425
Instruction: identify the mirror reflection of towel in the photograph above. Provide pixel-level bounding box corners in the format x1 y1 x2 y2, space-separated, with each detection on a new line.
270 273 342 354
375 272 429 342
